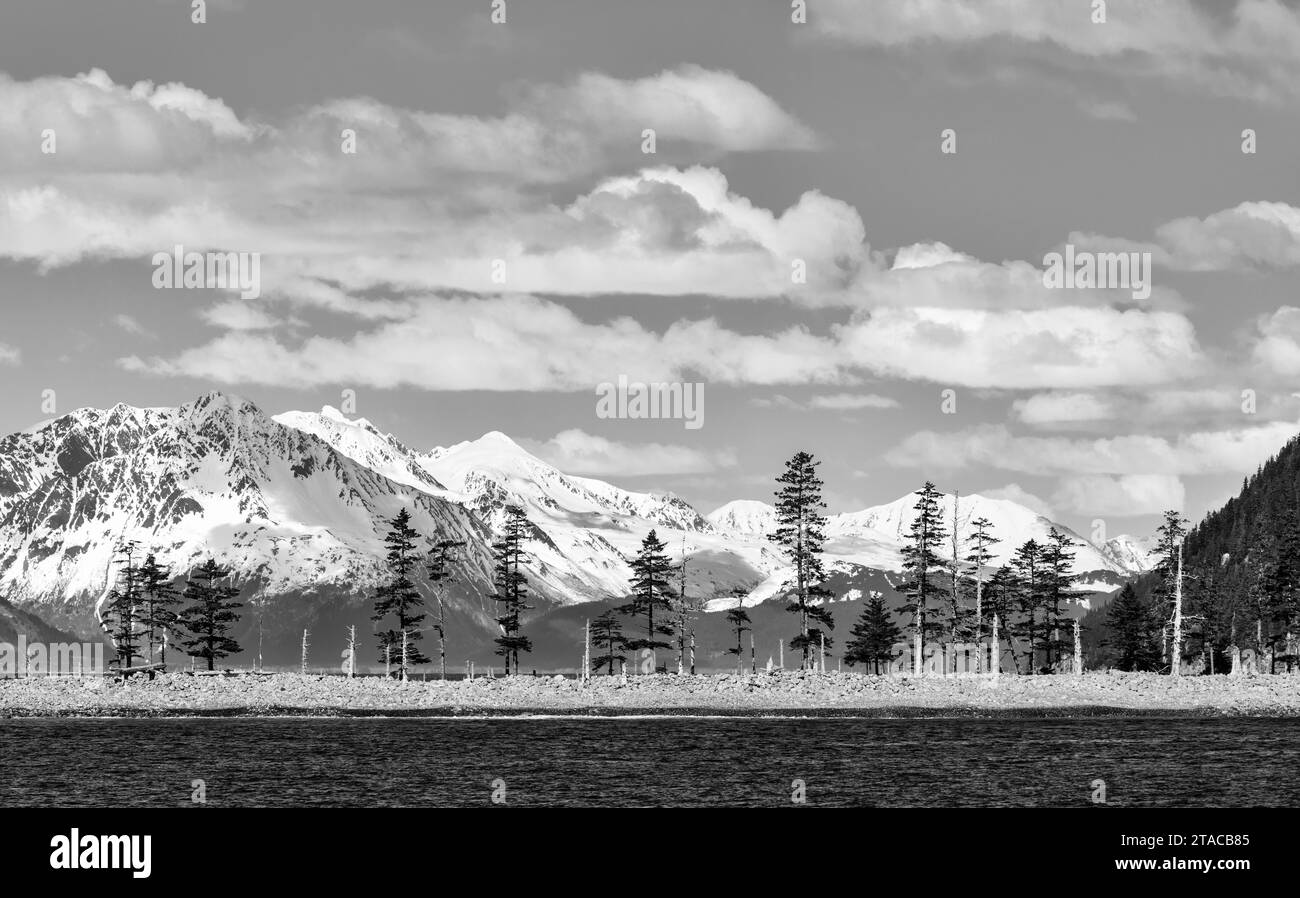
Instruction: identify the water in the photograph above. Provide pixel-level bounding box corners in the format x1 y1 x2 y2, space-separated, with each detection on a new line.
1 716 1295 807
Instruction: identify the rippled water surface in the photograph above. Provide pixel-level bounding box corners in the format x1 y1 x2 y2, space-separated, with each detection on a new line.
1 716 1295 807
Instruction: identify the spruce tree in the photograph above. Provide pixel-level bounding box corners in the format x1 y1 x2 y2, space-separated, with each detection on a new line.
1153 509 1189 669
771 452 834 669
178 559 243 671
981 564 1018 674
1104 583 1162 671
1040 527 1078 671
590 609 628 675
491 505 533 675
843 594 902 674
724 587 751 673
138 553 180 666
104 540 146 670
372 507 431 677
898 482 947 675
621 529 676 671
965 516 1000 673
427 536 466 680
1008 539 1047 673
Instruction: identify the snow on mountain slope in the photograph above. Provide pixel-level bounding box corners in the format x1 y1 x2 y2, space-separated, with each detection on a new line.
702 489 1139 608
415 431 769 603
268 414 773 605
706 500 776 537
272 406 448 496
1100 533 1161 573
826 491 1123 574
0 393 496 638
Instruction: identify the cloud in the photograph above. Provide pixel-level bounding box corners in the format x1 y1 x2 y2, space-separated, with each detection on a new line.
0 343 20 366
1252 306 1300 376
838 306 1202 389
120 294 851 390
886 421 1297 476
1051 474 1186 517
523 429 736 476
1070 202 1300 272
1011 389 1255 429
200 301 280 331
113 314 156 339
752 392 898 411
811 0 1300 104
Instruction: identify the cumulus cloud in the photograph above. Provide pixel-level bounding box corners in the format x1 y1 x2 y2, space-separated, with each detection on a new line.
523 429 736 476
886 421 1297 476
812 0 1300 104
838 307 1202 389
120 294 852 390
1070 202 1300 272
1051 474 1186 517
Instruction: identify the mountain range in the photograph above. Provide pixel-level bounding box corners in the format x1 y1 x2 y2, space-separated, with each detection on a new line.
0 392 1158 667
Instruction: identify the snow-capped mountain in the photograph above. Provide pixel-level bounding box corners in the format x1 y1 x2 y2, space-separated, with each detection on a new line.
277 412 777 606
0 392 497 652
706 500 777 537
705 490 1140 604
1100 533 1161 573
825 491 1122 575
0 393 1150 665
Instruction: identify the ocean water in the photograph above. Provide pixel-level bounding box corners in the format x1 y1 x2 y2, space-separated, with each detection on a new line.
1 716 1296 807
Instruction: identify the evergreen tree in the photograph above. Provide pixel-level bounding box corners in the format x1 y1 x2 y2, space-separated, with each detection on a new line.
177 559 243 671
104 540 146 670
427 536 466 680
590 609 628 675
1153 509 1189 668
770 452 835 669
1008 539 1045 674
1104 583 1162 671
843 595 902 674
981 564 1018 673
372 507 431 677
897 482 947 675
724 587 751 672
620 529 676 671
138 553 180 666
965 516 1000 672
1040 527 1079 671
491 505 533 675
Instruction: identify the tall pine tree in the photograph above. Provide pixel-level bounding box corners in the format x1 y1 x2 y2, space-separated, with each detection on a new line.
621 529 676 672
724 587 751 673
372 507 431 678
138 553 180 667
178 559 243 671
104 540 146 671
427 536 466 680
898 482 947 675
965 516 1000 673
491 505 533 675
771 452 834 669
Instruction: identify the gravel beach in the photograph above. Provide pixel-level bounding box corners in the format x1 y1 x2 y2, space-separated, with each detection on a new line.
2 670 1299 717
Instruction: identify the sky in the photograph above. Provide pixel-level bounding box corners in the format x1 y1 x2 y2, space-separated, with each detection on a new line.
1 0 1299 541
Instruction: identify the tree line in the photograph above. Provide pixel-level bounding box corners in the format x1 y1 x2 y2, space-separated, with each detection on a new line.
105 445 1265 678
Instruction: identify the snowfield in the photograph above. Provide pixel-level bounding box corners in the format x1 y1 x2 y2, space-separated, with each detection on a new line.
2 671 1298 717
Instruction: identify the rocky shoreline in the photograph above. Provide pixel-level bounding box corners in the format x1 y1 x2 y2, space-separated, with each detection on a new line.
2 670 1299 718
